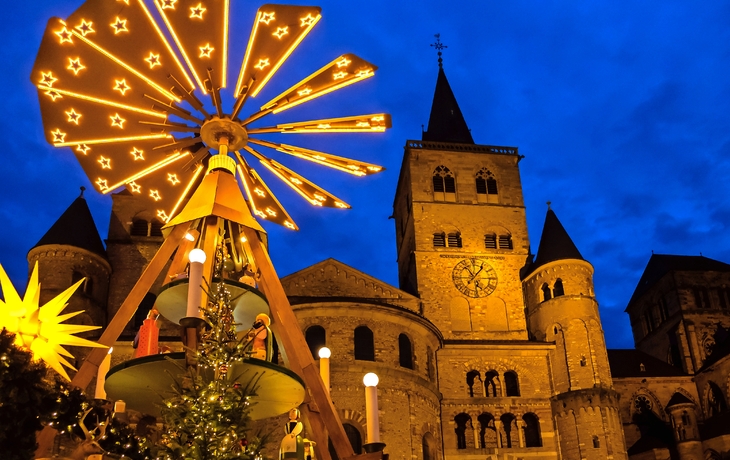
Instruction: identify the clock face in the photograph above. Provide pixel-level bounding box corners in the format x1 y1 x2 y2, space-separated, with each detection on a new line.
451 258 498 298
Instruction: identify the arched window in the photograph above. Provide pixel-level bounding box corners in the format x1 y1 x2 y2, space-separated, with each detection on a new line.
484 370 499 397
541 283 552 302
305 325 326 359
466 370 481 397
553 279 565 297
498 234 513 250
398 333 413 369
500 413 517 448
433 166 456 202
433 233 446 247
354 326 375 361
523 413 542 447
477 413 496 448
343 423 362 454
707 381 728 417
475 168 498 203
131 219 149 236
484 233 497 249
592 436 600 448
150 218 164 237
681 410 691 426
504 371 520 396
422 432 436 460
447 233 462 248
454 413 471 449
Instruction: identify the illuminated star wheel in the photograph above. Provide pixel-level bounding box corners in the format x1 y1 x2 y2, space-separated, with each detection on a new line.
31 0 390 230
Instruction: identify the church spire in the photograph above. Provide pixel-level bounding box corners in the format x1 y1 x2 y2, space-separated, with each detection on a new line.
531 206 583 271
422 35 474 144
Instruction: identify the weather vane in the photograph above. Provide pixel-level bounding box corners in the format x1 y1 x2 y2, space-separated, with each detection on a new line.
431 33 447 68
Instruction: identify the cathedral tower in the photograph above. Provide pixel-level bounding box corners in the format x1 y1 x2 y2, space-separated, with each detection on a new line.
523 207 626 459
27 188 110 334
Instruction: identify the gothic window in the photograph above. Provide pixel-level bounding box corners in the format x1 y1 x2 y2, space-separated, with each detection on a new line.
447 233 462 248
643 309 655 333
131 219 149 236
485 370 499 397
657 297 669 321
541 283 552 302
150 219 164 237
475 169 498 203
634 395 653 414
466 370 481 397
553 279 565 297
523 413 542 447
477 413 496 448
433 166 456 202
398 333 414 369
707 381 728 417
343 423 362 454
354 326 375 361
498 234 513 250
500 413 518 448
694 287 711 309
717 288 728 310
454 413 471 449
422 432 436 460
504 371 520 396
681 410 691 426
305 325 326 359
484 233 497 249
433 233 446 247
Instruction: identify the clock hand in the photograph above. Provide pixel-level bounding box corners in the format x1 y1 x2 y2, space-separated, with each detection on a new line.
468 263 484 283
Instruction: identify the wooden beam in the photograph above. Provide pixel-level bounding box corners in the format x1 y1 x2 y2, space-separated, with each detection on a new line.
242 225 355 460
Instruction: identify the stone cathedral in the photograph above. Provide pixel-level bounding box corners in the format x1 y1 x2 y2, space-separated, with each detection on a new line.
28 65 730 460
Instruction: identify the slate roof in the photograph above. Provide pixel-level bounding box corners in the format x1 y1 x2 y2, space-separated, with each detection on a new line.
527 208 583 274
627 254 730 309
607 349 686 378
422 67 474 144
31 193 106 258
665 392 693 407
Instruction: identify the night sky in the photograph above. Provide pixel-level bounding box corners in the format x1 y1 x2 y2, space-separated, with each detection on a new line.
3 1 730 349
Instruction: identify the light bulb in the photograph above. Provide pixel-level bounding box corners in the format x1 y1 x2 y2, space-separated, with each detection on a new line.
189 248 207 264
318 347 331 359
363 372 379 387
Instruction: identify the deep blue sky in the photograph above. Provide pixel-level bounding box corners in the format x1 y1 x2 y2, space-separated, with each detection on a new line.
4 1 730 349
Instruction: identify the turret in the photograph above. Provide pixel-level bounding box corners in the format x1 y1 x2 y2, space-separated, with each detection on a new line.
27 188 110 334
665 393 704 460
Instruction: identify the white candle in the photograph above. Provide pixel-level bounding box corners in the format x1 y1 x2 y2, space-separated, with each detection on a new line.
363 373 380 443
318 347 331 394
186 249 206 318
94 347 113 399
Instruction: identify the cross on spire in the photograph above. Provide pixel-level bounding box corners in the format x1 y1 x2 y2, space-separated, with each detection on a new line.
431 33 447 68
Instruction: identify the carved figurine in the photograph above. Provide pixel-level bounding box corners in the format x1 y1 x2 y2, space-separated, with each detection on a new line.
280 408 305 460
246 313 272 360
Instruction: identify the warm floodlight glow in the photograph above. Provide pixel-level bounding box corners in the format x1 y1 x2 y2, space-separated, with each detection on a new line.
0 262 106 380
363 372 379 387
318 347 331 359
189 248 207 264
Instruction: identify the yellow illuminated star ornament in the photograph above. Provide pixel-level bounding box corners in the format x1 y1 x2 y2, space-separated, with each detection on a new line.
0 262 106 381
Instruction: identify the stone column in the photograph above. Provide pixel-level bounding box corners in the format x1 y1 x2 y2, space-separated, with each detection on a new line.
517 419 525 448
494 420 503 448
472 421 480 449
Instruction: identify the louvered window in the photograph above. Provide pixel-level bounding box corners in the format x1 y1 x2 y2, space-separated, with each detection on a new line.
447 233 462 248
131 219 149 236
433 233 446 247
484 234 497 248
498 235 513 249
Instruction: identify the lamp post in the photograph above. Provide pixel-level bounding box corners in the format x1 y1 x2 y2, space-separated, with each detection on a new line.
318 347 331 394
186 248 206 318
363 372 386 453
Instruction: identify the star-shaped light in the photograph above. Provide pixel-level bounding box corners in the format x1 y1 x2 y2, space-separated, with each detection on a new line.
150 189 161 201
130 147 144 160
161 0 177 9
333 71 347 80
190 3 206 19
114 79 130 95
76 19 95 36
199 44 214 58
51 129 66 143
67 58 86 76
167 173 180 185
254 188 265 197
297 87 312 96
145 52 161 68
65 109 81 125
98 156 111 169
96 178 108 190
300 14 317 27
110 114 126 128
259 12 275 24
356 69 373 78
129 181 141 193
254 58 270 70
336 57 351 68
44 89 62 101
0 262 106 380
157 210 169 221
111 17 128 34
273 26 289 39
76 144 90 155
55 27 73 44
40 72 57 87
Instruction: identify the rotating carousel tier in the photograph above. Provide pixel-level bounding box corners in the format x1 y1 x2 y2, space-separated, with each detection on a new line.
156 278 269 331
104 352 306 419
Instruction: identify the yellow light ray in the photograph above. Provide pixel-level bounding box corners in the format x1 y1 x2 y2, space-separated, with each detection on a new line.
37 86 167 118
167 164 204 219
53 133 170 147
69 28 178 101
235 10 262 96
103 150 185 192
155 0 206 93
222 0 229 88
247 113 392 134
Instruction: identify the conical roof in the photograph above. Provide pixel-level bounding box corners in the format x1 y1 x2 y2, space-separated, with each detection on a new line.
422 67 474 144
32 190 106 258
531 208 583 271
